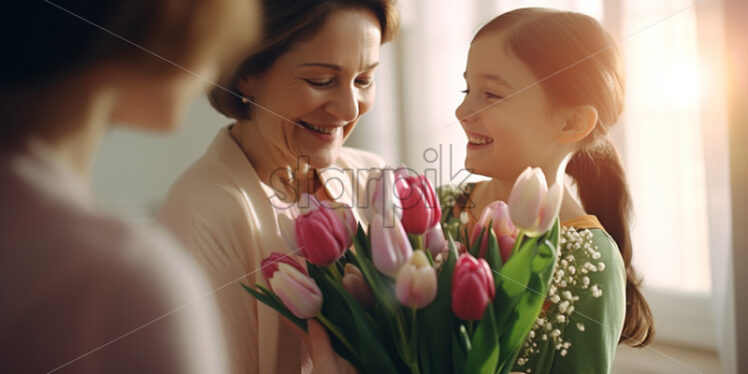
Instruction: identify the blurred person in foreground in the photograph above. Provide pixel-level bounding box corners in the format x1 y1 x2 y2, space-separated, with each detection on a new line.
0 1 257 372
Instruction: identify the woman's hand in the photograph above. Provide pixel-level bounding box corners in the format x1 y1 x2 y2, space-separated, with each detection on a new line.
304 319 358 374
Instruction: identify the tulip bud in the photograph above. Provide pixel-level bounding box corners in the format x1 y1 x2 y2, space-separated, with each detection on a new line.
451 254 495 320
370 213 413 277
261 252 306 285
364 168 402 222
470 201 517 261
395 174 442 235
396 251 437 309
342 263 374 308
507 167 563 237
268 263 323 319
424 223 448 257
288 194 352 265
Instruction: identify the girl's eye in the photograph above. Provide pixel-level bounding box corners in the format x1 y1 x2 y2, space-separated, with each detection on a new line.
305 79 334 88
461 89 470 95
484 92 503 100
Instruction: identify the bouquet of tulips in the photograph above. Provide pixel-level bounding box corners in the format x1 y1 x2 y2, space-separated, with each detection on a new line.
244 167 562 374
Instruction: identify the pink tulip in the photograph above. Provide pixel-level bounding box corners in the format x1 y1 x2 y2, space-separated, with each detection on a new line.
470 201 517 261
396 251 437 309
370 213 413 277
268 263 323 319
507 167 563 237
364 168 402 222
451 254 495 321
277 193 354 265
424 223 448 257
342 263 374 308
261 252 307 285
395 174 442 235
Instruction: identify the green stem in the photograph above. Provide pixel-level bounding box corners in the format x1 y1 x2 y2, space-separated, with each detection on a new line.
408 308 421 374
415 234 424 250
468 320 475 338
316 314 360 363
327 264 342 283
511 231 526 257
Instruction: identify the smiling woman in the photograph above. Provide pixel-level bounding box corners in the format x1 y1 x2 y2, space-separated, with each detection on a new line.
156 1 399 373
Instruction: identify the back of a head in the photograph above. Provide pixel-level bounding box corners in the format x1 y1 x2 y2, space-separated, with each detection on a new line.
0 0 254 144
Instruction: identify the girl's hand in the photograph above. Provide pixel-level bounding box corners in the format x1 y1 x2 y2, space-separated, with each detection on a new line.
304 319 358 374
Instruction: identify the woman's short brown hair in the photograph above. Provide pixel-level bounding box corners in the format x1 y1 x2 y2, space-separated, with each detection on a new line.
209 0 400 120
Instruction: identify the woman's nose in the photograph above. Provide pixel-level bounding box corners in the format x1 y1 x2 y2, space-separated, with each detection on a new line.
325 84 359 123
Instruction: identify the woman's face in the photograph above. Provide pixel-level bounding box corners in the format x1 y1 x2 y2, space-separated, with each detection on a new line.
242 8 381 168
455 31 567 182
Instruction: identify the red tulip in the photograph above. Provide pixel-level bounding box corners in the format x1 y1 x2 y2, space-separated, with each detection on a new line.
451 254 496 320
277 193 354 266
395 174 442 235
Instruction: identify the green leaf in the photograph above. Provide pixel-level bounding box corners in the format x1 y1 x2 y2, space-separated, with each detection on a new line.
451 327 467 374
497 236 537 297
319 273 401 372
494 219 560 374
484 225 503 272
355 223 371 259
469 226 486 258
417 236 458 374
241 283 307 332
466 304 500 374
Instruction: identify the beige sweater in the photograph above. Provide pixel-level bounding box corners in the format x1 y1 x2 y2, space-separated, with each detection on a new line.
1 140 228 373
158 127 387 373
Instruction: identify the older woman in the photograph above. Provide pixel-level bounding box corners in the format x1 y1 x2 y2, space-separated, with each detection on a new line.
157 1 399 373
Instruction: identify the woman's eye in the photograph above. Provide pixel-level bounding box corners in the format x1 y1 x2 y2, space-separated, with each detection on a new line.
484 92 503 100
355 78 373 88
305 79 334 88
461 89 470 95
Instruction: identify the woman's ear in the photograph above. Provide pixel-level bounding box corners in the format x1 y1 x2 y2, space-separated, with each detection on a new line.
555 104 598 143
237 75 255 98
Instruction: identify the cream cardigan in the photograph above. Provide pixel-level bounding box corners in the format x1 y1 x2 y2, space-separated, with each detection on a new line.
158 127 387 373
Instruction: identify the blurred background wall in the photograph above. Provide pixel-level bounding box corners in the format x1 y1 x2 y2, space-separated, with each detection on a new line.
94 0 745 372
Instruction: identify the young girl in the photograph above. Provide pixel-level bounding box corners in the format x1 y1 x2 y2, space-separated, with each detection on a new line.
439 8 654 374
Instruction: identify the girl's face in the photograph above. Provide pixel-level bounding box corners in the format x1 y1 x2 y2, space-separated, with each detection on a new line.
455 31 568 182
242 8 381 169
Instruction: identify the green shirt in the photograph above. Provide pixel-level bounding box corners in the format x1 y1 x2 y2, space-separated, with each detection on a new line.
437 183 626 374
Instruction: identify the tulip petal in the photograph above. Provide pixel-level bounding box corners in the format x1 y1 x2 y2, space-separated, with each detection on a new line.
270 264 322 319
536 182 564 235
